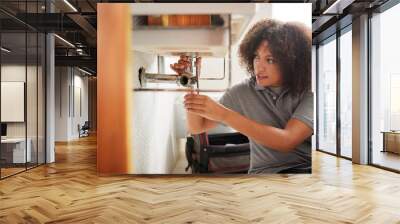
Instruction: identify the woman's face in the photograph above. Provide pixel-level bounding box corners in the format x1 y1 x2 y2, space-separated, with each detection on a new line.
253 41 282 87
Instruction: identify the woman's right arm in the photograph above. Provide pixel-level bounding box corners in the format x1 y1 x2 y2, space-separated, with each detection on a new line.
171 55 218 134
186 110 218 134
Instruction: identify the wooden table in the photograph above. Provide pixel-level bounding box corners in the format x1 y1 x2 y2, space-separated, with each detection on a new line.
381 131 400 154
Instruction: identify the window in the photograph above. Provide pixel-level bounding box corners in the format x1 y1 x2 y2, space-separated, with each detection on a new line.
0 1 46 179
370 2 400 171
317 35 337 154
339 27 352 158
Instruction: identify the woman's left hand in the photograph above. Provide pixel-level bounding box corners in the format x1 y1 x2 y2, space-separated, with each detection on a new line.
184 92 228 122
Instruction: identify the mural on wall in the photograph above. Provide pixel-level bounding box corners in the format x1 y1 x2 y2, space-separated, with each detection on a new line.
98 3 313 175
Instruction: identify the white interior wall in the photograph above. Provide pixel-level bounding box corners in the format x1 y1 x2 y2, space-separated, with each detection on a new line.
54 67 89 141
71 74 89 138
1 65 31 138
55 67 69 141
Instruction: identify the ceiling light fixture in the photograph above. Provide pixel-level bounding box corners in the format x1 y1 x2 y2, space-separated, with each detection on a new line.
54 34 75 48
78 67 93 76
323 0 354 15
1 47 11 53
76 48 86 56
63 0 78 12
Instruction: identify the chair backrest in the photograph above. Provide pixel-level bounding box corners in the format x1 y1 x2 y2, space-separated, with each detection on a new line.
82 121 90 129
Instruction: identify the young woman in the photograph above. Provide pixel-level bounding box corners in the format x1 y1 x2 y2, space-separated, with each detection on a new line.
172 19 313 174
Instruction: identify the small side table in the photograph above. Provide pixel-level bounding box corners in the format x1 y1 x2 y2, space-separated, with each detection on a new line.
381 131 400 154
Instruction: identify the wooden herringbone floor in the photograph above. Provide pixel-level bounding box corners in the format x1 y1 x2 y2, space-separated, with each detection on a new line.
1 135 400 224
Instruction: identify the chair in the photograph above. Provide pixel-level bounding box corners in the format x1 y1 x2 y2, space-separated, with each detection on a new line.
78 121 90 138
185 132 250 174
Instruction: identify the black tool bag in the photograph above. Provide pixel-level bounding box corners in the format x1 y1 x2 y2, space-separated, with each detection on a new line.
185 132 250 174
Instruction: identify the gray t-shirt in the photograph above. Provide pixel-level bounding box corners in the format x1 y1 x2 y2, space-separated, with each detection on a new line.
218 77 313 173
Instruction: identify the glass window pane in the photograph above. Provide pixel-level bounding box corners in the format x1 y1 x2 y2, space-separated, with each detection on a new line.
312 45 317 150
340 28 352 158
27 31 38 169
1 1 46 179
26 0 39 169
1 30 27 177
371 3 400 171
38 32 45 165
317 36 337 154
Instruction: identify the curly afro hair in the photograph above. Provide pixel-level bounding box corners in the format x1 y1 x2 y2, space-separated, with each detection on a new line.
238 19 311 96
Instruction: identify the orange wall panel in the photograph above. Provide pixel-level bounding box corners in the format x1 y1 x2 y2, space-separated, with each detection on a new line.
97 4 133 174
